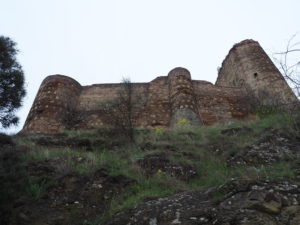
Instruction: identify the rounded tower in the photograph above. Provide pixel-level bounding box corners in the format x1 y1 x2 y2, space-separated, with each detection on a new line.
216 39 298 105
168 67 202 127
22 75 82 134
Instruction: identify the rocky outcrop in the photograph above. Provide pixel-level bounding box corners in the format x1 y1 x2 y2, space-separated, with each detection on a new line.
226 131 300 167
107 179 300 225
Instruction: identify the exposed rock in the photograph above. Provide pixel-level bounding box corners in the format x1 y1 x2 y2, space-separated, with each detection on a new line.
227 135 300 166
107 179 300 225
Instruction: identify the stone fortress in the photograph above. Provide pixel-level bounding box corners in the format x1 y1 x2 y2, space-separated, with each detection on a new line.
22 40 298 134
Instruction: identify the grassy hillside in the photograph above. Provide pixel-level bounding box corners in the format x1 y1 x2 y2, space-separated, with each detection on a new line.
1 111 300 224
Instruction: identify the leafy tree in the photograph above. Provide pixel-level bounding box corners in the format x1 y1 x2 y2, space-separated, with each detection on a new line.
0 36 26 128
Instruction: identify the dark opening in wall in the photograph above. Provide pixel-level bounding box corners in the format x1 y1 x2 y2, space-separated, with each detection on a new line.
253 73 258 78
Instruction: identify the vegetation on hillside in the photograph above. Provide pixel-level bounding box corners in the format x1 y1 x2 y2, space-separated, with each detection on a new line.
0 107 300 224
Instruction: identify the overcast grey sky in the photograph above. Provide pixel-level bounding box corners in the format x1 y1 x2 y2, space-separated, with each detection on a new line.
1 0 299 133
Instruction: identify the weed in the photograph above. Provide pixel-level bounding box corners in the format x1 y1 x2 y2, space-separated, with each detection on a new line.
266 162 296 179
189 160 233 189
56 155 76 174
155 127 164 135
177 119 190 127
26 176 46 199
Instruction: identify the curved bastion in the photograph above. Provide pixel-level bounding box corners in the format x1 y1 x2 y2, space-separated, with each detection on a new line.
22 40 298 134
168 67 202 127
22 75 82 133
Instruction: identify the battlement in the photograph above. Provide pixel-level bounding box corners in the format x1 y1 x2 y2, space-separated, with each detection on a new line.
22 40 298 134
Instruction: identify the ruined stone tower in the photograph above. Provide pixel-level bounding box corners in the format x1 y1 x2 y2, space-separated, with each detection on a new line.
216 40 298 105
22 39 298 134
22 75 82 133
168 67 202 126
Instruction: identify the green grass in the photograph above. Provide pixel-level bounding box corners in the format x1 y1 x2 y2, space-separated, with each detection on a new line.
189 159 233 189
263 162 296 179
104 173 185 217
26 176 47 199
11 111 300 224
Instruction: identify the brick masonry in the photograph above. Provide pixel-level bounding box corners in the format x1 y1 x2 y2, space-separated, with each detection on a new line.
22 40 298 134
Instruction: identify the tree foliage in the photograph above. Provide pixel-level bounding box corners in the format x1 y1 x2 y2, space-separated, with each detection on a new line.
0 36 26 128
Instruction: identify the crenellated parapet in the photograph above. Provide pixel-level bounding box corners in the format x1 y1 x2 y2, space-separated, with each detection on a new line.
22 75 82 134
167 67 202 126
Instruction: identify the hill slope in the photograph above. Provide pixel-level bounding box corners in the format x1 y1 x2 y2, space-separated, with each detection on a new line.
1 112 300 225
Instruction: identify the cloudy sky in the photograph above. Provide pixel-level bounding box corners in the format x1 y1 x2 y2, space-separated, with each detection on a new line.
1 0 299 133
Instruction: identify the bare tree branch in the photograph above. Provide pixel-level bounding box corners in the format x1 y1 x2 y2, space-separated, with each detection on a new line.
273 34 300 98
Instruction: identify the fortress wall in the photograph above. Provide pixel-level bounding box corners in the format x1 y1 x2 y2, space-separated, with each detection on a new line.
216 40 298 105
22 75 82 133
136 76 171 127
78 83 130 111
75 77 171 129
76 83 148 129
22 40 298 134
22 72 253 134
75 84 122 129
193 81 250 125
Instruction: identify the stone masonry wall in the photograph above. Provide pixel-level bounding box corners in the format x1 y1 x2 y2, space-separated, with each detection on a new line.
22 75 82 134
216 40 298 105
74 77 171 129
22 39 298 134
193 81 250 125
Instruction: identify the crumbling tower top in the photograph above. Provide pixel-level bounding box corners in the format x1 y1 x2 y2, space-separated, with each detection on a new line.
216 39 298 105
